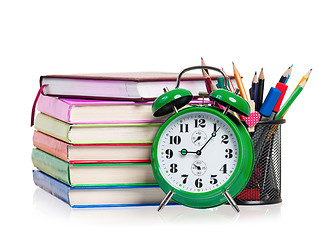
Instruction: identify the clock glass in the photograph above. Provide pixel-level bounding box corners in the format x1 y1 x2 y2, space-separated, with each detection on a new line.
156 110 239 194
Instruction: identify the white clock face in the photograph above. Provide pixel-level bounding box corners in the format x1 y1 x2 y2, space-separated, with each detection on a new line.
157 111 239 193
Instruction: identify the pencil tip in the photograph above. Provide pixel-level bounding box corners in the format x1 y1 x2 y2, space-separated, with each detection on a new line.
291 64 293 67
232 61 234 65
255 71 257 75
310 68 312 71
261 67 263 70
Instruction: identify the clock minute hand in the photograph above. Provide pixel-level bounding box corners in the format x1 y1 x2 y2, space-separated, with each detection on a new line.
197 127 221 153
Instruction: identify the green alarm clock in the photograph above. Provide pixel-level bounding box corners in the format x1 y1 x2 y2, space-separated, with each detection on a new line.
151 66 254 212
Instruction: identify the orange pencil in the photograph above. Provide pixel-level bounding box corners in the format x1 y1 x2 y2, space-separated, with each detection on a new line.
232 62 248 101
292 69 312 92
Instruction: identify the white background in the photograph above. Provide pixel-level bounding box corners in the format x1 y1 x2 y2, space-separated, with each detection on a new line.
1 0 333 239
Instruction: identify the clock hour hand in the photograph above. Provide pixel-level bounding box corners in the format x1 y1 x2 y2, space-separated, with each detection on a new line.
179 148 204 156
179 148 197 156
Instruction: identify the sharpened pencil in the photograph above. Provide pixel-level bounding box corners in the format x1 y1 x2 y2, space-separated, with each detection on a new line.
201 57 209 75
232 62 248 100
256 68 265 111
275 69 311 120
292 68 312 92
200 58 217 93
279 65 293 84
202 68 217 93
200 57 213 94
251 71 258 102
285 64 293 84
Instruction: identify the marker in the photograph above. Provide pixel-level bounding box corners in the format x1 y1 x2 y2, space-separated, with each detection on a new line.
259 87 282 119
217 77 226 89
272 82 288 118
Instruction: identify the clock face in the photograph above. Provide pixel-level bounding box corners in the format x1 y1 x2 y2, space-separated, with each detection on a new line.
156 111 239 194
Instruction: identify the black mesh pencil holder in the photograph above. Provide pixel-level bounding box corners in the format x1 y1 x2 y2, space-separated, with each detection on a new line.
235 119 286 205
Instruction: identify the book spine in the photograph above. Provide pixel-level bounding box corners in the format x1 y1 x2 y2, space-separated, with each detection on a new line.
34 113 71 143
33 170 71 206
72 203 179 208
37 94 72 122
32 148 71 185
33 131 69 161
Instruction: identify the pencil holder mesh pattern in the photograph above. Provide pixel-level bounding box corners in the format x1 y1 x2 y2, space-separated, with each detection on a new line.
235 120 285 205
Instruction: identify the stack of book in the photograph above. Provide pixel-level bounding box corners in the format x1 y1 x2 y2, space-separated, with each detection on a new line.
32 72 212 208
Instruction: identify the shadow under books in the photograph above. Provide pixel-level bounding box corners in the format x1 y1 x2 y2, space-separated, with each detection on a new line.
33 188 281 224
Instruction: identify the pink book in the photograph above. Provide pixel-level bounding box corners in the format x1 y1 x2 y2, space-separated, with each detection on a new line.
36 94 211 124
33 131 152 164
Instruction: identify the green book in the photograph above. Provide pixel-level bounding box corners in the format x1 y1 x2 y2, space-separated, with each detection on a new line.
31 148 157 187
34 113 162 144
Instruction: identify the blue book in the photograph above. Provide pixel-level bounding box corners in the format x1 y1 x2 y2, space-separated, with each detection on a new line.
33 170 176 208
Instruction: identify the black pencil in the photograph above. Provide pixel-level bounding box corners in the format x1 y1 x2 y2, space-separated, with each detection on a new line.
256 68 265 111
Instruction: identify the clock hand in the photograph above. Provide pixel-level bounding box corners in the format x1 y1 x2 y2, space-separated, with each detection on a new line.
179 148 197 156
193 136 201 143
197 127 221 154
193 164 201 170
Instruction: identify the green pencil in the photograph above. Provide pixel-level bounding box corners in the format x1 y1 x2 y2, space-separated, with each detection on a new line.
275 69 311 120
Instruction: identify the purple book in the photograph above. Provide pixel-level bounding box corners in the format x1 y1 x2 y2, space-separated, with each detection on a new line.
37 94 211 124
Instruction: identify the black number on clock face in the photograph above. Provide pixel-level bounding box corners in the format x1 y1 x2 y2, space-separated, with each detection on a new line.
195 178 203 188
220 164 227 173
210 175 218 184
225 149 233 158
179 124 189 133
157 111 239 193
195 119 206 128
165 149 173 159
221 135 229 144
181 174 189 184
169 135 181 145
170 163 178 173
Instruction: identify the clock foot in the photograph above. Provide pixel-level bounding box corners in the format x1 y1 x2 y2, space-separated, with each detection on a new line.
157 190 174 212
223 190 240 213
